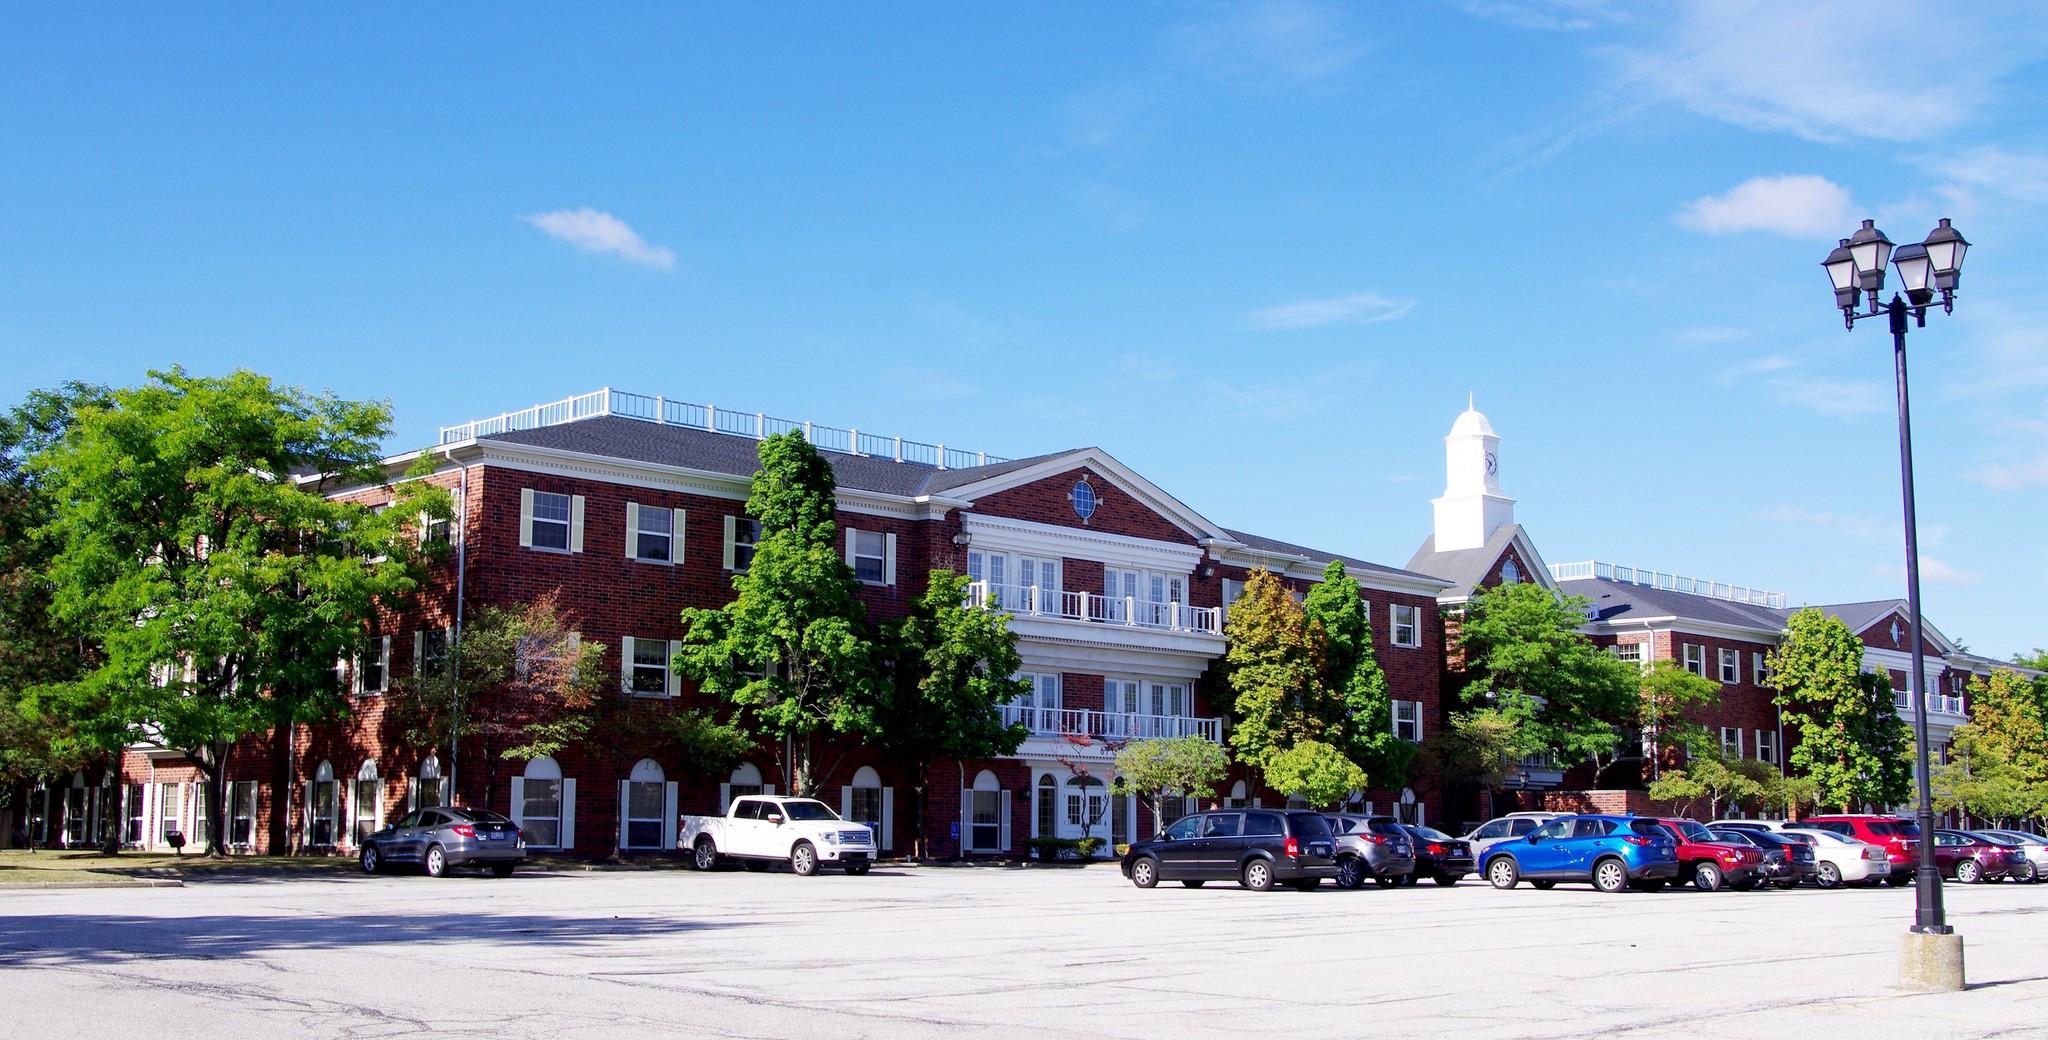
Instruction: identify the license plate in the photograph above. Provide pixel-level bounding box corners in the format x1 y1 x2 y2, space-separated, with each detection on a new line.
1873 862 1890 873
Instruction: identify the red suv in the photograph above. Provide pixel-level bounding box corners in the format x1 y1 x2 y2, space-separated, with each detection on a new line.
1647 818 1765 891
1794 816 1919 885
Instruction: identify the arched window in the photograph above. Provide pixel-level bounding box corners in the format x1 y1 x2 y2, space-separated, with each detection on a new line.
966 770 1006 852
518 756 565 848
416 755 444 810
1500 559 1522 585
1065 774 1105 829
722 762 765 812
352 761 383 846
622 759 668 850
844 766 887 847
1036 774 1058 837
308 761 337 847
1228 779 1249 809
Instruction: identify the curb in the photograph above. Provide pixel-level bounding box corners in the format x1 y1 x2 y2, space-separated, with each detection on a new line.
0 879 186 890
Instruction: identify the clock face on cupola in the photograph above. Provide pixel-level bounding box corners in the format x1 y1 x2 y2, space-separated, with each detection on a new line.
1484 451 1497 475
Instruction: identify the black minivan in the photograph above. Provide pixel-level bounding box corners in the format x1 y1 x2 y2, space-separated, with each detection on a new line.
1121 809 1339 891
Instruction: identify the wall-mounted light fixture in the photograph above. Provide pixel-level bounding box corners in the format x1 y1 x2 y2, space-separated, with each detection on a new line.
952 532 972 546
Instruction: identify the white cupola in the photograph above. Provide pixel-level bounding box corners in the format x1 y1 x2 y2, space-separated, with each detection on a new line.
1432 396 1516 551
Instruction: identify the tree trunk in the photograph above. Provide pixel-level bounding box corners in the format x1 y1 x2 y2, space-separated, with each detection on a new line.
276 723 298 856
98 756 125 855
197 749 227 857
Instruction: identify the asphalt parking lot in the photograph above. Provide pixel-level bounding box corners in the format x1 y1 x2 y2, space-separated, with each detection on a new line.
4 863 2047 1040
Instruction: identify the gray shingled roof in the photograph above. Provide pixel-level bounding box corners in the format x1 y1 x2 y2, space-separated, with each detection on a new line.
1559 577 1789 632
1778 599 1901 635
1405 524 1534 600
1223 528 1446 585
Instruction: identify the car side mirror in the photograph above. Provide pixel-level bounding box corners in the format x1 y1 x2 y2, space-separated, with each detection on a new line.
1526 833 1542 844
767 813 784 825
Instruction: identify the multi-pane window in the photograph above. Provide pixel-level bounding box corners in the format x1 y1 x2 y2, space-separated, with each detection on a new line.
1036 775 1057 836
1719 726 1743 758
1393 700 1423 743
1754 652 1772 686
1682 643 1706 677
1391 604 1421 648
626 637 675 697
970 788 1001 851
191 781 210 849
423 510 451 546
1613 642 1645 668
350 775 378 846
416 628 450 678
628 503 677 564
849 787 883 839
309 774 338 846
1718 649 1740 685
123 784 144 846
529 491 572 551
727 517 762 571
1755 729 1779 766
1221 578 1247 620
230 781 258 847
625 781 665 848
356 636 390 695
849 529 889 584
522 781 562 847
158 783 182 844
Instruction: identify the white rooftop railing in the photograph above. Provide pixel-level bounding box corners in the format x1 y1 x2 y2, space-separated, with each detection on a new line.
1549 560 1787 609
440 387 1011 470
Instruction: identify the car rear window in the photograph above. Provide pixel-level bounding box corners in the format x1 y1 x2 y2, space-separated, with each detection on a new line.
1510 819 1537 836
1245 812 1286 836
1283 813 1330 840
1410 826 1454 842
1872 821 1921 838
463 809 512 824
1628 820 1667 838
1366 818 1406 835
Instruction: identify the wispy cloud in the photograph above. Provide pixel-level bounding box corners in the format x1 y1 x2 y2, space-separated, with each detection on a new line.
1676 175 1855 237
1931 146 2048 205
1243 292 1414 330
1876 557 1983 584
1765 375 1888 418
1965 455 2048 491
523 208 675 269
1615 2 2039 144
1716 355 1795 383
1170 0 1367 87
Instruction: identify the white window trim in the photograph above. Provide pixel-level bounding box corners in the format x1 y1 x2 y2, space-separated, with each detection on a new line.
1753 652 1771 686
1755 729 1778 766
626 502 686 566
1390 604 1421 648
845 528 897 586
1682 643 1706 677
1719 726 1744 758
353 636 392 697
1717 648 1740 685
519 489 584 554
1392 699 1424 743
622 636 682 698
723 515 762 572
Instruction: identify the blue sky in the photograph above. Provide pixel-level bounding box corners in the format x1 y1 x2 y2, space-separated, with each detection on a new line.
4 2 2045 660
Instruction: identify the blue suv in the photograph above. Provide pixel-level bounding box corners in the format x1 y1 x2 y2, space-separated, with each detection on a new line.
1480 814 1680 893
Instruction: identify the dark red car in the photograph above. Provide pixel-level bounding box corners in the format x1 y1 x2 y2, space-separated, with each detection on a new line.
1646 818 1765 891
1933 830 2024 883
1794 816 1919 885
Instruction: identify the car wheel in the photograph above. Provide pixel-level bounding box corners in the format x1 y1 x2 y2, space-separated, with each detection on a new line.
1590 858 1629 893
1334 856 1366 890
1435 874 1461 887
2019 861 2040 883
790 842 819 877
359 844 381 875
1486 857 1519 890
692 838 719 871
1530 880 1556 890
490 863 515 879
1692 861 1723 892
845 862 871 876
1179 879 1204 889
1956 859 1982 884
424 844 448 879
1241 859 1275 892
1816 862 1842 889
1130 857 1159 888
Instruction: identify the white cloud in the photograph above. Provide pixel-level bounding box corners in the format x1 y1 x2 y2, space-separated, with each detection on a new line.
1764 375 1887 418
1171 0 1366 86
1679 326 1752 345
1243 292 1414 330
522 208 676 269
1676 175 1855 237
1931 146 2048 205
1876 557 1982 584
1965 454 2048 491
1616 2 2042 144
1715 354 1795 384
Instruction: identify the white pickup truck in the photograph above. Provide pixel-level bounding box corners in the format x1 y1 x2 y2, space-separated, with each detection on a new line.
679 795 878 876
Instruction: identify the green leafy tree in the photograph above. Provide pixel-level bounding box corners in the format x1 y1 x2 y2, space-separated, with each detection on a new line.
1302 560 1412 790
1418 705 1540 793
0 383 113 802
675 431 881 797
1263 740 1369 809
1635 659 1721 778
1453 580 1637 771
1645 755 1764 819
1223 568 1353 797
1853 669 1912 809
1958 669 2048 796
875 570 1030 857
1767 608 1907 813
1111 735 1230 836
28 369 448 856
1931 725 2043 826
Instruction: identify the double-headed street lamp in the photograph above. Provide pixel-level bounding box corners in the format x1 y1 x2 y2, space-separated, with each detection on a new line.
1821 217 1970 990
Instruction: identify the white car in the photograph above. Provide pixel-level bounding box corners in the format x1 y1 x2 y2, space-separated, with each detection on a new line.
1778 827 1892 887
1978 830 2048 883
1706 819 1793 832
1459 812 1564 864
679 795 878 876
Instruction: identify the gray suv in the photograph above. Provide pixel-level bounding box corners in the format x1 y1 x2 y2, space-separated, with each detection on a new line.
1325 814 1416 888
360 806 526 878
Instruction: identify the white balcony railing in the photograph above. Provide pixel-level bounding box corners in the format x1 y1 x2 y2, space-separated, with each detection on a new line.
1000 704 1223 743
965 581 1222 635
1549 560 1786 609
1895 691 1968 718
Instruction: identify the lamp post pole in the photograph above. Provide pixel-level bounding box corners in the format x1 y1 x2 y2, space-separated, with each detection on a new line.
1821 218 1970 990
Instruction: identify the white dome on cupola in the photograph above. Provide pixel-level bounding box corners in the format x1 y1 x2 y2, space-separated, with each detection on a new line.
1432 395 1515 552
1449 394 1496 438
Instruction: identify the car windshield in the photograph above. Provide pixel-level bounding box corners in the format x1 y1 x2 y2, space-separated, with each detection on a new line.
779 800 841 822
1409 826 1455 842
1674 821 1713 841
